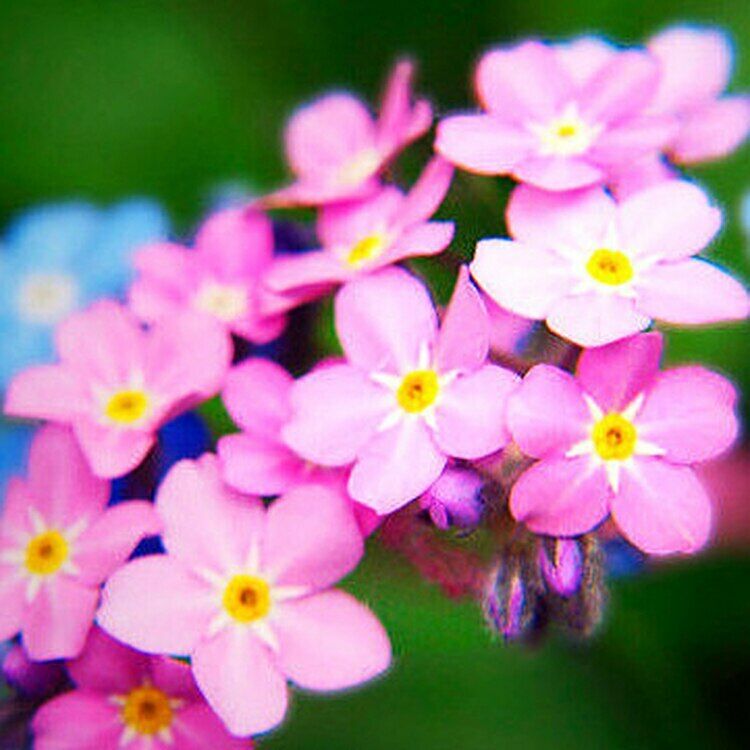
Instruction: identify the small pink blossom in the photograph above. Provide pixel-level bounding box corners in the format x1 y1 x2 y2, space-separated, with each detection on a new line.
129 208 287 343
5 301 232 478
32 627 250 750
0 426 160 660
264 157 454 303
436 40 676 191
263 60 432 207
471 180 749 347
283 267 519 512
507 333 739 555
98 456 390 736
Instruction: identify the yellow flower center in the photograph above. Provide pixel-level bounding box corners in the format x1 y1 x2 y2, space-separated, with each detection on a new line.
338 148 380 186
396 370 440 413
193 282 248 322
222 575 272 623
555 123 578 139
585 249 634 286
105 390 150 425
592 413 637 461
531 104 602 157
25 530 69 576
121 685 174 737
346 234 386 267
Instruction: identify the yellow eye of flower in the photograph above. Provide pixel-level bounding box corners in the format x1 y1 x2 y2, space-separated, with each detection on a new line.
396 370 440 413
555 123 578 139
105 390 150 425
346 234 386 268
121 686 174 736
585 249 634 286
193 282 248 322
223 575 272 623
25 530 69 576
592 413 637 461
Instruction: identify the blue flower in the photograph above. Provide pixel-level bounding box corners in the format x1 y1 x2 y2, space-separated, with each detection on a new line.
0 199 169 389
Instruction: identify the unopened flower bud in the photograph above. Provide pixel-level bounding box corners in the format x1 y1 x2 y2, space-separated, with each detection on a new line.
419 467 484 529
539 538 584 597
2 644 65 698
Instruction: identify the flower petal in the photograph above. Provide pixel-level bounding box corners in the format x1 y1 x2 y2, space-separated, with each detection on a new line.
512 156 605 191
173 703 251 750
263 251 345 296
0 567 26 641
73 419 155 480
4 365 85 423
397 156 454 228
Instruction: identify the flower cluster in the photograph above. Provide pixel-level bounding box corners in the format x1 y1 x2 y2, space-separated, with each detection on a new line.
1 24 748 748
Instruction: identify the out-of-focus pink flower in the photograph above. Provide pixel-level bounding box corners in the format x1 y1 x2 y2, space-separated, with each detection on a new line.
698 450 750 549
32 627 251 750
472 181 748 347
5 301 231 478
217 357 380 535
436 40 676 191
263 60 432 207
98 457 390 737
283 267 519 512
264 158 454 304
2 644 65 698
507 333 739 555
0 426 160 660
130 209 287 343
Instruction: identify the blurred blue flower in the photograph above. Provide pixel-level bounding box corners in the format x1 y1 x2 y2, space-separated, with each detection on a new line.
0 199 169 389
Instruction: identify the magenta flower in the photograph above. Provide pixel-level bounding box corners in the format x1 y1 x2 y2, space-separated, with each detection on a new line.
0 426 160 660
98 456 391 736
507 333 739 555
217 357 380 536
33 627 251 750
264 157 454 303
435 40 676 191
129 208 287 344
283 267 519 512
263 60 432 207
5 301 232 478
471 180 749 347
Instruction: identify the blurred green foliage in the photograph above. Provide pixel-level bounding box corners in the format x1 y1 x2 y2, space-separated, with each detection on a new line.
0 1 748 748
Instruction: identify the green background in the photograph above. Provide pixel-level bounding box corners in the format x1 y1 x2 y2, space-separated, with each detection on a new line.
0 1 748 748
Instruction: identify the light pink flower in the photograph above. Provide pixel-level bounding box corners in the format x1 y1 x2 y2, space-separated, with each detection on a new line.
263 60 432 207
471 180 749 347
0 426 160 660
129 208 287 343
32 627 250 750
282 267 519 512
435 40 676 191
507 333 739 555
98 456 390 737
5 301 232 478
217 357 380 536
264 157 454 303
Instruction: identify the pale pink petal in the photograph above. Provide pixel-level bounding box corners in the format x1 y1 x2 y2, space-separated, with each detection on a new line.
636 366 739 463
476 41 574 118
555 37 615 86
98 555 214 655
588 115 678 165
149 656 200 701
0 478 35 541
396 156 454 228
274 590 390 690
32 691 122 750
4 365 86 422
157 456 265 573
435 266 490 373
617 181 722 261
635 258 749 324
74 501 162 587
192 628 288 737
507 184 615 249
263 251 345 295
510 458 610 536
546 292 651 347
263 483 364 590
283 365 391 466
609 154 679 200
348 419 446 513
73 419 155 480
435 115 535 174
385 222 454 264
612 459 712 555
0 568 26 641
434 365 519 459
471 239 576 320
173 703 251 750
334 268 438 372
512 156 605 191
23 577 99 660
484 295 535 354
576 332 664 412
507 364 589 458
672 96 750 163
377 59 432 147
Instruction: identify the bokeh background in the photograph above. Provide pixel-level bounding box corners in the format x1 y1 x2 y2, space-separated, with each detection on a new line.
1 1 748 748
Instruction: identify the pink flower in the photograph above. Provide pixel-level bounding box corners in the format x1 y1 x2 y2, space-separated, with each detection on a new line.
264 157 454 303
98 456 391 736
282 267 519 512
217 357 380 536
435 40 676 191
129 209 287 343
0 426 160 660
263 60 432 207
507 333 739 555
32 627 250 750
5 301 231 478
471 180 749 347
